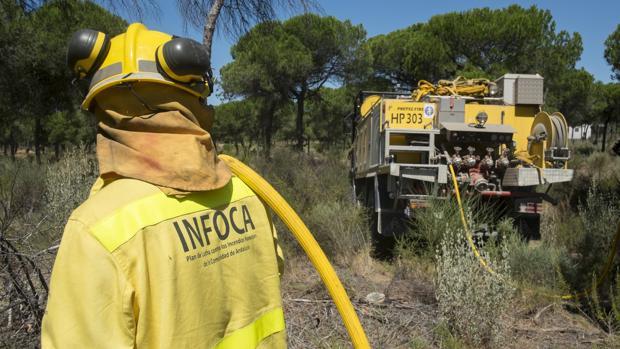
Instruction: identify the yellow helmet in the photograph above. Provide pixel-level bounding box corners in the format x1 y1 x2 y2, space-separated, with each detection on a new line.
67 23 213 110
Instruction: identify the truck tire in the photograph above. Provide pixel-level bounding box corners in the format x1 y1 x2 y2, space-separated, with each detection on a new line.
353 178 367 207
369 212 399 260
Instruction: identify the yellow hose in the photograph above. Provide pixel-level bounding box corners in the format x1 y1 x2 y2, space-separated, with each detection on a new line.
219 155 371 349
448 164 496 275
448 164 620 300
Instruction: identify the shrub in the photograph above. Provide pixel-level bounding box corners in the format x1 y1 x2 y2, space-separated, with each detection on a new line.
243 147 369 259
398 195 504 259
503 230 571 293
0 159 50 348
561 152 620 206
397 198 462 257
435 230 514 347
0 149 97 348
554 185 620 292
588 272 620 334
44 147 98 237
572 140 597 156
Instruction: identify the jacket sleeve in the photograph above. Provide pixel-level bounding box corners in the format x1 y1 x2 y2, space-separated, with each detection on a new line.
41 219 135 349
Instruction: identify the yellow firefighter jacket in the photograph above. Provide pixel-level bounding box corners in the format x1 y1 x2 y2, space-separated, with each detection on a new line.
41 176 286 348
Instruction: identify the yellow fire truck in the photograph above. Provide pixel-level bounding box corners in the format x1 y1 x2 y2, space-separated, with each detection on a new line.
351 74 573 255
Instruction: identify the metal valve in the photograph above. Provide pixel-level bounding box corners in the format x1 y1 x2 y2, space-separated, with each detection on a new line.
481 147 494 169
495 148 510 169
463 146 477 168
452 146 463 168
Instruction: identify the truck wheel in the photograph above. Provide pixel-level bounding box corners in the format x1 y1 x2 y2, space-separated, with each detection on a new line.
353 178 366 207
515 215 541 240
369 212 396 260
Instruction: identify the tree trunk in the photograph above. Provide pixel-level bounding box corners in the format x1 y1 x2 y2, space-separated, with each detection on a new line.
10 142 17 161
295 88 306 151
34 117 43 165
54 142 61 160
593 123 599 144
265 102 276 157
602 117 611 152
202 0 225 66
240 139 248 158
9 125 17 161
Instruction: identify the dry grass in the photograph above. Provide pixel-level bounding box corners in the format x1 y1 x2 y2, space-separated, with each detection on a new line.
0 149 96 348
1 146 620 348
280 251 616 348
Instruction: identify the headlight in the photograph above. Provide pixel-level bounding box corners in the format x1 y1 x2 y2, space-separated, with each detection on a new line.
475 112 488 128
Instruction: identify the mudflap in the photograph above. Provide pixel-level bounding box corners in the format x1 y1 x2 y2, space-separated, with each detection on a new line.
369 175 410 260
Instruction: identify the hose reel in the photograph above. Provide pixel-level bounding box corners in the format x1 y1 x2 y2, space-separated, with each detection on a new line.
527 111 570 168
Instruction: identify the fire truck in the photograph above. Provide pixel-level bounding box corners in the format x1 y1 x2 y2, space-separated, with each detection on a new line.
351 74 573 254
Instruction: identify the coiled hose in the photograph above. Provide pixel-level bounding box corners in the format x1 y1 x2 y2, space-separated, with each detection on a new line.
219 155 371 349
449 164 620 300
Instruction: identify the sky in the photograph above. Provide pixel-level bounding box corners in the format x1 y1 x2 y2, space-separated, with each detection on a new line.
104 0 619 103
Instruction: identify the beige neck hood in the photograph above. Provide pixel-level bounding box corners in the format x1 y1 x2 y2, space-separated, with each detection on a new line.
92 83 231 195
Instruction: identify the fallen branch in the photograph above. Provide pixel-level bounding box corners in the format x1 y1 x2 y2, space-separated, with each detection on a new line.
513 325 600 336
533 303 554 324
286 297 422 310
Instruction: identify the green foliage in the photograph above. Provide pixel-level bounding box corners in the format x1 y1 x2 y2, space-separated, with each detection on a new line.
559 186 620 291
45 110 96 147
590 82 620 151
213 99 259 155
500 182 620 328
396 196 502 258
221 20 307 98
281 14 369 85
395 198 461 257
503 230 570 292
0 0 126 158
365 5 588 124
26 0 126 112
219 21 307 151
221 13 369 150
605 24 620 81
543 68 594 125
366 24 454 88
306 87 353 148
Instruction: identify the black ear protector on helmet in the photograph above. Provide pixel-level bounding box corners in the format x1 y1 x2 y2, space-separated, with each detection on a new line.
156 37 213 95
67 29 110 79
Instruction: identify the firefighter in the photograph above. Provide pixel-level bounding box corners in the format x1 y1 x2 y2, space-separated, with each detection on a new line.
41 23 286 348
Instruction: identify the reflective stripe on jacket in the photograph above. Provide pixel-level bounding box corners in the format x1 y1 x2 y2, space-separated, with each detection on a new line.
42 176 286 348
